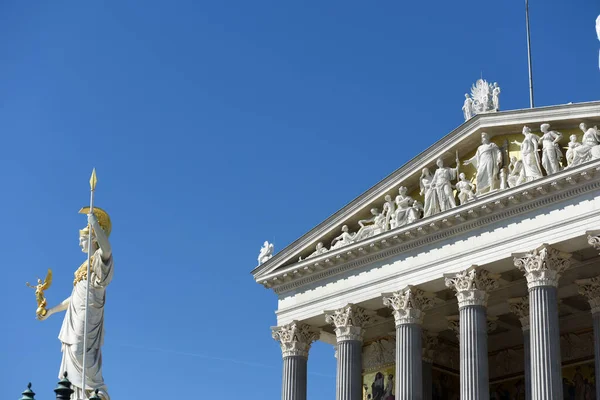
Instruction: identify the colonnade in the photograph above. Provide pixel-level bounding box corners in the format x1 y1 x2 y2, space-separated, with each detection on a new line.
271 234 600 400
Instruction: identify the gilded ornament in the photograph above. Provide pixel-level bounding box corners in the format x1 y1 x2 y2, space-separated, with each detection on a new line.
26 269 52 317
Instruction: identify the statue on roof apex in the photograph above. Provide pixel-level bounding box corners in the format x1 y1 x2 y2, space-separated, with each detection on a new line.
258 241 274 265
596 15 600 69
463 79 499 121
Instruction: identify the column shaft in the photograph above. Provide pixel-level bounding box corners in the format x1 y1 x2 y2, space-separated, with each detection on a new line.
529 286 562 399
459 305 489 400
336 340 362 400
396 323 422 400
594 313 600 400
422 360 432 400
282 356 307 400
523 328 532 400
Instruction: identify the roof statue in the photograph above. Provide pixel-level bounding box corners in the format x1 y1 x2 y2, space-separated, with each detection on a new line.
34 170 113 400
596 15 600 69
463 79 500 121
258 240 274 265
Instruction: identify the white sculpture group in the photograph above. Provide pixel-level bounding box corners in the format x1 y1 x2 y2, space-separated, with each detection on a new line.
463 79 501 121
258 123 600 263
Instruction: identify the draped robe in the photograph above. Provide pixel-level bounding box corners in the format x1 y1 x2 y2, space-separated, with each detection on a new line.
466 142 502 194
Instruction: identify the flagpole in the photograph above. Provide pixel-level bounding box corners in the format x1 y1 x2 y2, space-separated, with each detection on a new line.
525 0 535 108
82 168 97 399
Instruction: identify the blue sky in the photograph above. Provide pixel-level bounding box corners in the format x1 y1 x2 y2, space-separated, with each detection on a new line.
1 1 598 398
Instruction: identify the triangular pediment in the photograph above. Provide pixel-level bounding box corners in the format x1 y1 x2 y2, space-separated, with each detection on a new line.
252 101 600 290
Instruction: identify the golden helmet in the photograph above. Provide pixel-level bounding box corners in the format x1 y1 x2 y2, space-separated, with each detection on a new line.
79 206 112 237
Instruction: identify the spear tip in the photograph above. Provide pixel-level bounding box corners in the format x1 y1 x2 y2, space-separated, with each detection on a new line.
90 168 97 191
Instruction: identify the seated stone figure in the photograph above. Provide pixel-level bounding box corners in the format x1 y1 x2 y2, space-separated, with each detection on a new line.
354 208 386 242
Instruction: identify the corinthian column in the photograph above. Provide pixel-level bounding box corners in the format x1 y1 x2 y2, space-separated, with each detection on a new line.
575 276 600 400
508 297 531 400
445 266 500 400
325 304 372 400
422 331 438 400
272 321 320 400
383 286 436 400
514 244 571 400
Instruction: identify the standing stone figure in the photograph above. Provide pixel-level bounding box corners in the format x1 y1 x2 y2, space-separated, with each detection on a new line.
463 132 503 194
431 158 458 212
463 94 474 121
492 83 501 111
538 123 563 175
511 126 543 183
565 134 581 167
39 208 113 400
420 168 439 217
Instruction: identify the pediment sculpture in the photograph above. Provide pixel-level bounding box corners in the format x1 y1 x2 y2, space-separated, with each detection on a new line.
295 123 600 263
463 79 500 121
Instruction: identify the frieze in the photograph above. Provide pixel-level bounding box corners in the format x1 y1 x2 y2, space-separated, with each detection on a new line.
261 159 600 295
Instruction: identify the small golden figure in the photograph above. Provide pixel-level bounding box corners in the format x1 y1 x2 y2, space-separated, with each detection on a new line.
26 269 53 317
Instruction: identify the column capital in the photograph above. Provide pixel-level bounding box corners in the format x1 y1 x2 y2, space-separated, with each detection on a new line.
508 296 530 330
575 277 600 314
444 266 500 308
422 331 439 363
272 321 320 358
587 230 600 251
325 304 372 342
382 286 437 326
513 243 571 288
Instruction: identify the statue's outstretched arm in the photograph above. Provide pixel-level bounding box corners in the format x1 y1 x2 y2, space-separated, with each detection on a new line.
38 296 70 321
89 213 111 260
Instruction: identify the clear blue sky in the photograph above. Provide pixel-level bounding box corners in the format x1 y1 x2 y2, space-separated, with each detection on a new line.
1 1 598 398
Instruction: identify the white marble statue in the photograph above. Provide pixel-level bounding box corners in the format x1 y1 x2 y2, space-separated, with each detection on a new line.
420 167 439 217
39 209 113 400
511 126 543 183
463 94 474 121
392 186 419 228
492 83 501 111
507 156 524 188
565 134 581 167
455 173 476 205
307 242 328 259
354 208 386 242
331 225 356 250
463 132 503 194
569 123 600 167
431 158 458 212
381 194 395 231
258 241 274 265
596 15 600 69
538 123 563 175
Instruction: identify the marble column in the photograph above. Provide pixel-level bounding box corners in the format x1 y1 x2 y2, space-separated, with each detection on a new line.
383 286 436 400
575 275 600 400
445 266 500 400
514 244 571 400
272 321 320 400
508 296 531 400
325 304 372 400
422 331 438 400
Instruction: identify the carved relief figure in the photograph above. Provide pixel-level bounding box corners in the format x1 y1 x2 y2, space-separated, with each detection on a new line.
354 208 386 242
307 242 328 259
463 132 502 194
381 195 395 231
570 123 600 167
538 123 563 175
431 158 458 212
331 225 356 250
507 156 524 188
565 134 581 167
455 173 476 205
511 126 543 183
392 186 417 228
420 167 439 217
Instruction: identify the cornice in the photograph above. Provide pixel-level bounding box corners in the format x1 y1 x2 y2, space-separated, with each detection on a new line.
252 102 600 280
258 159 600 294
